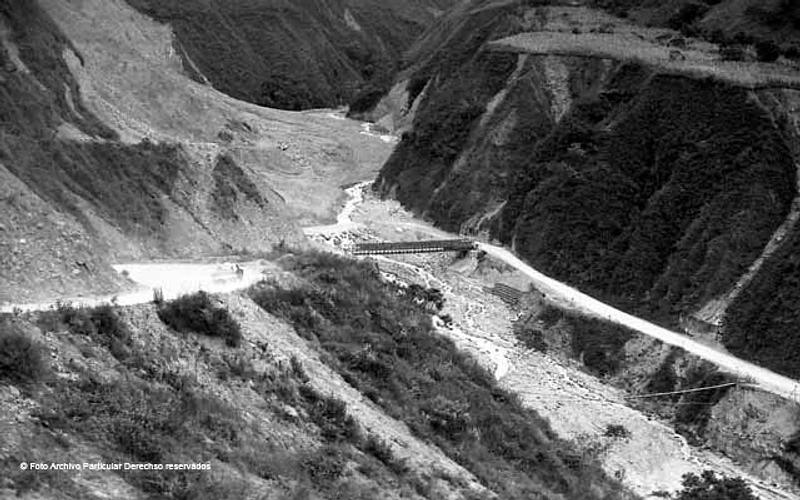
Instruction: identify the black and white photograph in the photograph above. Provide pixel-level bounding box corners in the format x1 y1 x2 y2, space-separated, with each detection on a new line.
1 0 800 498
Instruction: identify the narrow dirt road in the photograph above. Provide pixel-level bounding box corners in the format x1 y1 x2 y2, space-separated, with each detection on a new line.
479 244 800 403
0 260 274 314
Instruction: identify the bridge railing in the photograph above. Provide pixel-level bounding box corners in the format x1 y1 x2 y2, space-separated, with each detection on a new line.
352 239 477 255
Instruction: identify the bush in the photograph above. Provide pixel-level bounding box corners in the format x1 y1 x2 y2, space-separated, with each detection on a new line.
39 303 132 361
363 434 394 464
347 84 389 115
677 470 756 500
301 445 346 482
0 324 50 383
156 292 243 347
603 424 631 439
755 40 781 62
301 387 360 443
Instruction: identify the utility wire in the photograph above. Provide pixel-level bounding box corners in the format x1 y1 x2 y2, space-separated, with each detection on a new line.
625 382 738 399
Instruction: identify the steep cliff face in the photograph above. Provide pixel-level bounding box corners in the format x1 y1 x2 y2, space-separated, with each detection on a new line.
122 0 458 111
376 3 800 375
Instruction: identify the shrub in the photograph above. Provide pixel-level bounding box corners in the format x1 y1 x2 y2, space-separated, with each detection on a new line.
720 45 746 61
302 389 360 443
677 470 756 500
363 434 394 464
755 40 781 62
301 445 346 482
347 83 389 115
603 424 631 439
0 324 50 383
539 305 564 327
40 303 132 361
157 292 243 347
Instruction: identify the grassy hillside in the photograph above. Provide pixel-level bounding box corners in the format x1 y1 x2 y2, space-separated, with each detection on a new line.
0 296 455 498
250 249 633 499
0 251 635 498
123 0 457 111
376 1 799 373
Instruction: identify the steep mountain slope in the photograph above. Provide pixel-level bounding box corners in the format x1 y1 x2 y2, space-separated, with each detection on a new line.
374 2 800 376
0 252 636 499
0 0 395 305
594 0 800 52
122 0 458 111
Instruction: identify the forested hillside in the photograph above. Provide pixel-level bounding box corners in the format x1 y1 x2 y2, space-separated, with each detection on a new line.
375 0 800 375
592 0 800 57
123 0 457 110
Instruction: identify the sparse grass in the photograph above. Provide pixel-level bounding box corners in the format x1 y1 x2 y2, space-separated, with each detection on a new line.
249 249 632 499
36 375 242 497
156 292 243 347
0 322 50 384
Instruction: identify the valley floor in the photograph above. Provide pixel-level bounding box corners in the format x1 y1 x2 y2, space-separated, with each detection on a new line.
324 182 799 500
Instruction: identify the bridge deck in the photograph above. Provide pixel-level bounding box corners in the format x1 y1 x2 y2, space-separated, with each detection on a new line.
353 239 476 255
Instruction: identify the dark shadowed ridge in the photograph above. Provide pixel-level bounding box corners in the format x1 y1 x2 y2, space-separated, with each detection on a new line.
123 0 461 111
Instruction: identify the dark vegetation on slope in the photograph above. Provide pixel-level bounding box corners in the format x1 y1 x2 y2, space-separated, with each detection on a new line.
249 249 633 499
515 305 633 377
677 470 757 500
725 225 800 378
38 303 134 362
0 0 197 240
503 75 794 324
4 300 421 498
155 291 243 347
378 0 800 376
378 1 528 210
210 154 267 221
591 0 800 59
0 321 50 384
380 26 795 331
123 0 455 111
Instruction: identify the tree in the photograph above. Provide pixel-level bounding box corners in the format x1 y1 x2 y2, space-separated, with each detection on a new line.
720 45 746 61
677 470 756 500
755 40 781 62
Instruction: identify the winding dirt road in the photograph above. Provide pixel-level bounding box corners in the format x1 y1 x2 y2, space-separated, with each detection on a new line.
478 244 800 403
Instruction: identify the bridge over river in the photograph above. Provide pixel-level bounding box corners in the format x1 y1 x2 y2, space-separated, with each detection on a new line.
352 239 477 255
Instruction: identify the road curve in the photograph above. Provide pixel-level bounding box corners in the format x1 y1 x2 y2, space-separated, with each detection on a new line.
479 244 800 403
